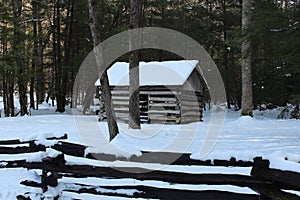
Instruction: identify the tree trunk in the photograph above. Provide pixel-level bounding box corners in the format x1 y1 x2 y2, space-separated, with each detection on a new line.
221 0 231 109
8 71 15 117
54 0 65 113
30 1 38 110
1 22 9 117
13 0 28 116
32 0 45 109
36 19 45 107
241 0 253 117
128 0 141 129
88 0 119 141
62 0 75 109
29 76 35 109
3 76 9 117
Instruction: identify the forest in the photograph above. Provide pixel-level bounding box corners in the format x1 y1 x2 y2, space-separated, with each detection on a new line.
0 0 299 117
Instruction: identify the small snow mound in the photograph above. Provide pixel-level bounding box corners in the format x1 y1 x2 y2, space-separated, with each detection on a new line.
232 116 256 125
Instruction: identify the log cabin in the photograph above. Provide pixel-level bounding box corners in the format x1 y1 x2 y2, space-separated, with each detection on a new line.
95 60 207 124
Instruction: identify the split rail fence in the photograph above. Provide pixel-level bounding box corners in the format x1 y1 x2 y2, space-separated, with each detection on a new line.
0 134 299 200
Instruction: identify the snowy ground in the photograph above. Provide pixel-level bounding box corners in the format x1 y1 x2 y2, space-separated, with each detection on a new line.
0 106 299 199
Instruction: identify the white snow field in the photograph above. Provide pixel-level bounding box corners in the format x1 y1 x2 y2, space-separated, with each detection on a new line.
0 107 299 199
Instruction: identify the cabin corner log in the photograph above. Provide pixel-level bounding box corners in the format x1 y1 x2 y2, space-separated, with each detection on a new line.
251 157 300 191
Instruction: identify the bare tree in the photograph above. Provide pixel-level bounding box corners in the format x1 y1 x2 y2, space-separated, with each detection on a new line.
128 0 141 129
88 0 119 141
241 0 253 117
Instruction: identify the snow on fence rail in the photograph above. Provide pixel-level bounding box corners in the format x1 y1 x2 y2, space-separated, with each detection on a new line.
0 134 299 200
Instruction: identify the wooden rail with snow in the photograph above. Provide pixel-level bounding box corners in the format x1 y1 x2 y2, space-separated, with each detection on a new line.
0 134 299 200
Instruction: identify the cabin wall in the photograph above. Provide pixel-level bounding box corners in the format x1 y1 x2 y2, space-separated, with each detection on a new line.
180 69 204 123
98 86 182 124
180 91 203 123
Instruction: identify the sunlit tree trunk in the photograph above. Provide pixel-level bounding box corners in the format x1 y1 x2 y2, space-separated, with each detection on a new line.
241 0 253 117
128 0 141 129
88 0 119 141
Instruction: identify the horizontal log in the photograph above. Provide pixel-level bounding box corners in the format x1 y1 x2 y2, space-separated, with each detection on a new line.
140 85 180 91
87 152 212 166
109 85 181 92
105 185 259 200
145 91 179 95
111 96 129 100
23 178 260 200
0 134 68 145
20 161 274 188
0 145 46 154
149 97 178 102
20 180 42 188
251 158 300 191
16 195 34 200
94 150 247 167
148 110 180 115
149 115 180 120
52 142 87 158
110 90 180 96
112 100 129 105
114 107 129 112
149 103 179 107
111 91 129 95
251 185 300 200
0 159 27 168
64 184 260 200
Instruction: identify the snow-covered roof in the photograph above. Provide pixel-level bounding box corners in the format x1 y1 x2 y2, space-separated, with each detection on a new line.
95 60 199 86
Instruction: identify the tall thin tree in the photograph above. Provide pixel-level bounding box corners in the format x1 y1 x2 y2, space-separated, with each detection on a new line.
54 0 65 113
88 0 119 141
241 0 253 116
13 0 28 116
35 1 45 108
128 0 141 129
